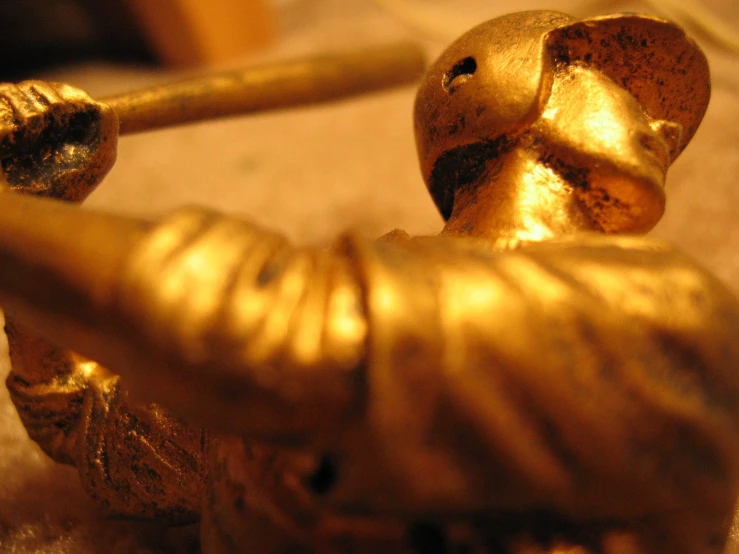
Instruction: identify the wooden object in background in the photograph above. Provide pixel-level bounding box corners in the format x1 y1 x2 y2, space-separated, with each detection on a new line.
125 0 276 67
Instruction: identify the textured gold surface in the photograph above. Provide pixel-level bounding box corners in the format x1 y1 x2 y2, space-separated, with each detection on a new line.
1 9 738 554
0 43 424 527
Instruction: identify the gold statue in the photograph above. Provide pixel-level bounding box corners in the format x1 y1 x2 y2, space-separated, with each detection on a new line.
0 10 737 554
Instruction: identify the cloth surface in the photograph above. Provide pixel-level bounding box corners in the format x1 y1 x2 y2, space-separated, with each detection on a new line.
1 0 738 551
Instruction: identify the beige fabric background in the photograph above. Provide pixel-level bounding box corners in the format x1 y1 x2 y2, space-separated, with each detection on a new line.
1 0 738 552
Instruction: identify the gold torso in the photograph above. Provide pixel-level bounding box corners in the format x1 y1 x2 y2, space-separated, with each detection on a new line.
154 216 737 553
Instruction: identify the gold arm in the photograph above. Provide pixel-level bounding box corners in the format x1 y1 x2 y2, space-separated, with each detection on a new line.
0 192 209 522
0 193 148 363
0 193 366 443
101 42 427 135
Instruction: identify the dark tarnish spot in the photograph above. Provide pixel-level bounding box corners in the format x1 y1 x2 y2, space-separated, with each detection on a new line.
650 330 717 407
143 467 161 485
548 42 571 66
100 444 112 484
66 110 100 144
257 255 286 286
407 521 450 554
127 413 152 436
477 511 610 551
539 153 590 191
447 114 467 136
428 136 513 219
307 454 339 496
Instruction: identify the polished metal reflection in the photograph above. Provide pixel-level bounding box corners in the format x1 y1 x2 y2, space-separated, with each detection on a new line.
1 10 737 554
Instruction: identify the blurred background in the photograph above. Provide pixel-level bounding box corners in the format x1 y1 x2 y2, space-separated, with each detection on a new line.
0 1 738 553
1 0 737 74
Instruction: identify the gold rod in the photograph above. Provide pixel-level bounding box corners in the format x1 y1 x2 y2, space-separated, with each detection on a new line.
101 42 427 135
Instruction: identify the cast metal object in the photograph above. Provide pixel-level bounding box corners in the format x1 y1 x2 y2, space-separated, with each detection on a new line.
0 42 426 202
1 10 738 554
104 42 427 134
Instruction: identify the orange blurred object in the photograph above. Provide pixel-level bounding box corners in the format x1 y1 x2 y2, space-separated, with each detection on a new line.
126 0 276 67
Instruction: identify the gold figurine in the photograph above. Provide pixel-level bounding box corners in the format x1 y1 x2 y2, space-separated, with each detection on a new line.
0 10 737 554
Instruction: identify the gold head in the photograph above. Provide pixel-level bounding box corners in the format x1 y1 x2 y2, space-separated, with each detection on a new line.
414 11 710 236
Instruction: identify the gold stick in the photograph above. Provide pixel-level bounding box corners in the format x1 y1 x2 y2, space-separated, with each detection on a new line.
101 42 426 135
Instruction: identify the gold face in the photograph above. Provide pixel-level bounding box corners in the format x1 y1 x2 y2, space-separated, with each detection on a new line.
530 65 683 232
415 11 710 232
